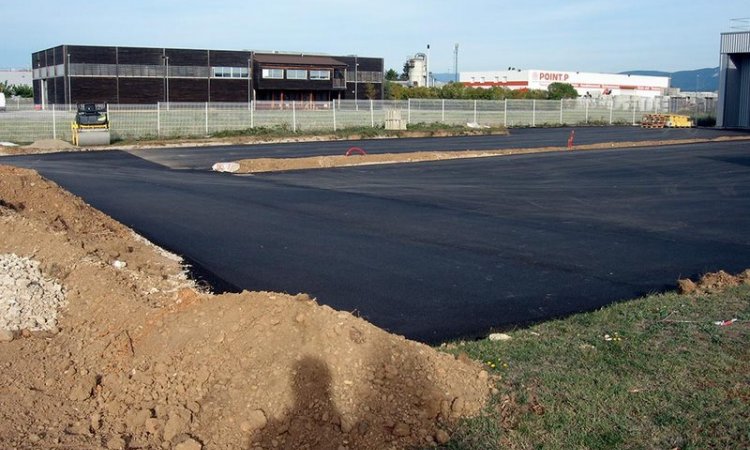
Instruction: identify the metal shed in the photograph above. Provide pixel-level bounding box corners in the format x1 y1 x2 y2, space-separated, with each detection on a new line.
718 24 750 128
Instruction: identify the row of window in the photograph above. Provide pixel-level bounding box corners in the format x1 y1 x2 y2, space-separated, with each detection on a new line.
261 68 331 81
33 64 382 84
211 66 248 78
34 63 249 79
344 70 384 83
33 64 66 79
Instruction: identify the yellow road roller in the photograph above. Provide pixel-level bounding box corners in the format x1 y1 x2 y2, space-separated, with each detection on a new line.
71 103 110 146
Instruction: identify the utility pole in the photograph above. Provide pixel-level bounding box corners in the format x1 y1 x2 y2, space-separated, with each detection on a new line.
453 43 459 83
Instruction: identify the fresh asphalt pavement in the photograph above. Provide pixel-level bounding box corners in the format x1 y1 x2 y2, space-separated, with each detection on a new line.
128 126 750 170
3 130 750 343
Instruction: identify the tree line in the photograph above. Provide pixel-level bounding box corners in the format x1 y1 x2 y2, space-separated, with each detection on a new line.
0 81 33 98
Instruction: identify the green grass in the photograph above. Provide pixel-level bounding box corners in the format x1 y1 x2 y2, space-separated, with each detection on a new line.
439 285 750 449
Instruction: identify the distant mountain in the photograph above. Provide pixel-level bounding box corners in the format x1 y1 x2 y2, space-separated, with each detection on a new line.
432 73 459 83
620 67 719 92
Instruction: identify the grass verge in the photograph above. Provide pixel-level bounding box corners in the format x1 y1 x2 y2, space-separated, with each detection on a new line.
111 123 508 145
440 283 750 449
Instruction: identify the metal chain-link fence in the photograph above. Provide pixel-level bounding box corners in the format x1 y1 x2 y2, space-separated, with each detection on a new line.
0 97 717 144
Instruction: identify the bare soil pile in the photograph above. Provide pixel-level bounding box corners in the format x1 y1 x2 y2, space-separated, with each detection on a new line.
0 139 76 156
0 165 492 449
678 269 750 295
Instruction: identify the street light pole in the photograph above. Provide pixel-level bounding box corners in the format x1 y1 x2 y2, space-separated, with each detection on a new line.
67 53 72 107
354 55 358 109
162 54 170 105
426 44 430 88
166 56 170 105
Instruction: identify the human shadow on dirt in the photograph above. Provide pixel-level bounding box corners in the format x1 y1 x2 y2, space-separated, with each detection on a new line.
247 343 469 450
250 356 345 449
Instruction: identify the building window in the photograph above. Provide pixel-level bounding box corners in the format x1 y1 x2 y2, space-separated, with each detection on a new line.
286 69 307 80
262 68 284 79
309 70 330 80
212 67 248 78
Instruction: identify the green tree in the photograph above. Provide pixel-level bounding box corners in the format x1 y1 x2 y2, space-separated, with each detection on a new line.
364 83 377 100
385 82 407 100
400 62 410 81
385 69 399 81
9 84 33 98
547 82 578 99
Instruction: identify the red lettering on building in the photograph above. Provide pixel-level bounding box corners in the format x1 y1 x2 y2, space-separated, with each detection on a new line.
539 72 570 82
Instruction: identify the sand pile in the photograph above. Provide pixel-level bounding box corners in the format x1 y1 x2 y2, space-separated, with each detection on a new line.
0 165 493 449
25 139 75 151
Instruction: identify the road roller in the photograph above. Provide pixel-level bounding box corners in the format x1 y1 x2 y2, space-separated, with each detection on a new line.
71 103 110 146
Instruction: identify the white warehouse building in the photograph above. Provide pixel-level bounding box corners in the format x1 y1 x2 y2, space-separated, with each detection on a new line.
460 69 670 98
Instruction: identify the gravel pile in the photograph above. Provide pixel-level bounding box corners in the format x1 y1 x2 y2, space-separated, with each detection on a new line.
0 253 66 336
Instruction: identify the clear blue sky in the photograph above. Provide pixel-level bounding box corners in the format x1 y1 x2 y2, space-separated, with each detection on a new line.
1 0 745 73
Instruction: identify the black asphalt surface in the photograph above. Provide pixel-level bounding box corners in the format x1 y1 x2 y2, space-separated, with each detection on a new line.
3 128 750 343
130 126 750 170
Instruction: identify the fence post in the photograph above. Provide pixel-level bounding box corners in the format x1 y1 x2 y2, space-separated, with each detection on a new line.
52 104 57 139
504 99 508 127
560 99 564 125
407 98 411 125
585 100 589 124
632 99 636 125
292 101 297 132
370 99 374 128
473 100 477 124
332 100 336 131
532 100 536 127
442 99 445 123
205 102 209 135
609 100 614 125
157 102 161 137
250 101 254 128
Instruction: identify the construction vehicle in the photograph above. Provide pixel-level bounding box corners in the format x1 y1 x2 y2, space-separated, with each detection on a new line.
71 103 110 146
641 113 693 129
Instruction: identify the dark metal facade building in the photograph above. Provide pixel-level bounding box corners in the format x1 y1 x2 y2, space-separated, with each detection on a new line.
718 31 750 128
31 45 383 105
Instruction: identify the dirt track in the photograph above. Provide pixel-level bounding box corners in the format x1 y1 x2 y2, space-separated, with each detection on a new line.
0 165 492 449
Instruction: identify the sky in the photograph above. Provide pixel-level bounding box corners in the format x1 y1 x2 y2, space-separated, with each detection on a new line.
2 1 747 74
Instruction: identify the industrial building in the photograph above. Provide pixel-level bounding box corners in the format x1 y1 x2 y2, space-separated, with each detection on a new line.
717 28 750 128
406 53 428 87
460 69 669 98
31 45 383 106
0 69 32 88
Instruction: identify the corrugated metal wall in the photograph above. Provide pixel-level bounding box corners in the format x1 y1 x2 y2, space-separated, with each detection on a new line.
721 32 750 54
719 32 750 128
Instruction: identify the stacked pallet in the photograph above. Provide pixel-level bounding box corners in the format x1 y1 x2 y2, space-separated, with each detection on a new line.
641 114 667 128
641 114 693 129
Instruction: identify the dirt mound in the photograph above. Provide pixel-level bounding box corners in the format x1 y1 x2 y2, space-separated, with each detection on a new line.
0 139 76 156
0 165 492 449
26 139 75 151
677 270 750 295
